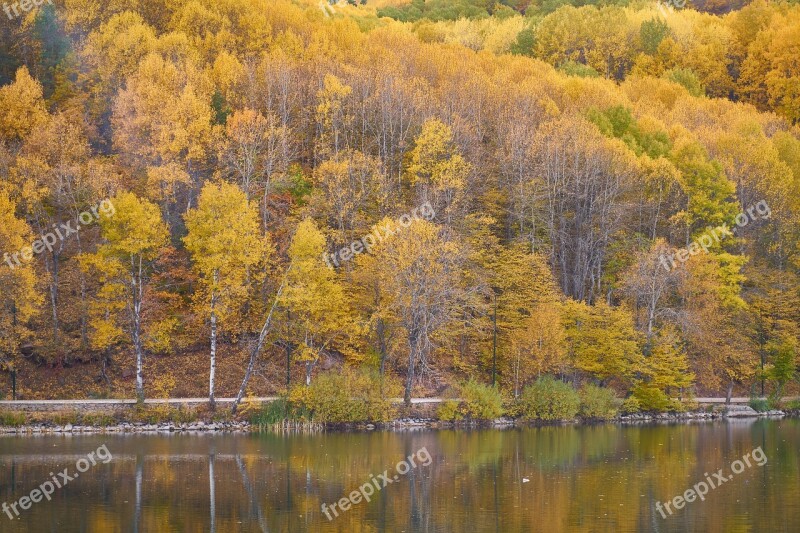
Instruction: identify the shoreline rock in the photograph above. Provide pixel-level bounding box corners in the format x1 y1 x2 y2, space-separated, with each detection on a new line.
0 421 252 434
0 409 792 434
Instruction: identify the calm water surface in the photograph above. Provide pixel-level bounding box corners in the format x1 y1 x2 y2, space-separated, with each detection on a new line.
0 419 798 532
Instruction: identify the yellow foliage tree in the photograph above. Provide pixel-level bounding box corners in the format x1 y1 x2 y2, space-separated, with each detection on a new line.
80 192 170 401
184 181 265 408
406 118 471 225
562 300 644 387
0 67 49 142
280 218 353 386
0 191 41 377
368 218 465 405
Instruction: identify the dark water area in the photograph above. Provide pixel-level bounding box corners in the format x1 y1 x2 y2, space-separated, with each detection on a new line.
0 419 798 532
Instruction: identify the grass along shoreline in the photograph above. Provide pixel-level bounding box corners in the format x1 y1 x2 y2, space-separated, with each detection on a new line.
0 398 796 434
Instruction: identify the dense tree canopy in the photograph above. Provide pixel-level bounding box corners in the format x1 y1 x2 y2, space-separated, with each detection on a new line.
0 0 798 405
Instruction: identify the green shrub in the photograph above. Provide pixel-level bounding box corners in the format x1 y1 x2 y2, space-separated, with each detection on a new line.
437 380 504 421
509 27 535 57
250 399 288 426
131 405 165 424
502 395 522 419
461 380 504 419
437 399 463 421
168 405 198 424
558 60 600 78
249 398 309 426
518 376 580 421
212 412 232 423
289 367 400 423
81 413 116 426
676 397 698 412
663 68 705 97
621 396 642 414
47 411 80 426
784 399 800 411
631 384 672 412
0 410 26 426
579 384 619 420
749 398 771 413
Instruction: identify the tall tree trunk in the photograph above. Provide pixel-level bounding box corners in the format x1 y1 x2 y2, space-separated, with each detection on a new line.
133 256 145 402
75 229 89 350
47 251 60 345
404 352 415 407
232 270 288 414
404 331 419 407
100 350 112 387
377 318 388 376
209 276 218 411
79 275 89 350
134 310 144 402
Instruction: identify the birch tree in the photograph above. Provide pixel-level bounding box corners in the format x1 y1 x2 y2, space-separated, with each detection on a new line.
81 192 169 401
184 181 264 409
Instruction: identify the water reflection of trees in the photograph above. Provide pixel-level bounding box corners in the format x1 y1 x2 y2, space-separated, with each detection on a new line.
0 422 798 532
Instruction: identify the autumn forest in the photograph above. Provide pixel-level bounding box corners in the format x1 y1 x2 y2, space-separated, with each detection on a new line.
1 0 799 414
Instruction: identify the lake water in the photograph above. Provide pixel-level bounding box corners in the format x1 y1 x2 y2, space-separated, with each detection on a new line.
0 419 797 532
